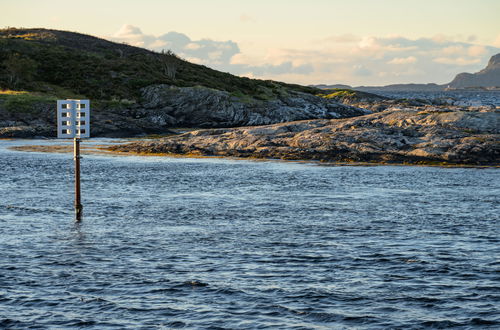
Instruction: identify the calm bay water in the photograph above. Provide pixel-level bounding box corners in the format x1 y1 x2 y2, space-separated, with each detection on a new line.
0 139 499 329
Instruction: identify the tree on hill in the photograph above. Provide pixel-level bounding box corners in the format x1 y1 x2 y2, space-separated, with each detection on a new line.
3 53 38 88
158 49 179 80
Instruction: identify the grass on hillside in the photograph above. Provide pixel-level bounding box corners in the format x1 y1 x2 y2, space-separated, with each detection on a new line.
319 89 357 99
0 90 57 112
317 88 387 102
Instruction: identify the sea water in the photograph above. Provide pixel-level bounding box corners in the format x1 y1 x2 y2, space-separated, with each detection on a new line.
0 139 498 328
372 90 500 107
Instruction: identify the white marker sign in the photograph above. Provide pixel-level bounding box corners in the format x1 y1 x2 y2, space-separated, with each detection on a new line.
57 100 90 138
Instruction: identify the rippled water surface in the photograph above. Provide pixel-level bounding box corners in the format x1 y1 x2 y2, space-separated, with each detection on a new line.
1 139 499 329
371 90 500 106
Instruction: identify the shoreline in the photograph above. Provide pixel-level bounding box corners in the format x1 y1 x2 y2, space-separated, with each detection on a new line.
7 143 499 168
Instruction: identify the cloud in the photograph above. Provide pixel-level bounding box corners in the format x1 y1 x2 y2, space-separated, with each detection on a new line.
388 56 417 64
108 25 500 86
110 25 240 69
353 65 372 76
157 32 240 67
112 24 157 48
109 24 312 76
231 35 499 84
467 45 487 57
467 35 477 43
441 45 465 56
431 34 449 43
433 57 481 66
185 43 201 50
113 24 142 38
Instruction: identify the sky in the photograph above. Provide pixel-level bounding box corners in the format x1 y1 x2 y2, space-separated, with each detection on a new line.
2 0 500 86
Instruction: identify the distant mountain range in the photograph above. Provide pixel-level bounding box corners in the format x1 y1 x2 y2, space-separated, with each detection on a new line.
314 53 500 92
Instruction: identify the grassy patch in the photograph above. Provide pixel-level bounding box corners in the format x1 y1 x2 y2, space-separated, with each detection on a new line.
320 89 356 99
318 89 359 101
0 90 57 112
0 89 29 95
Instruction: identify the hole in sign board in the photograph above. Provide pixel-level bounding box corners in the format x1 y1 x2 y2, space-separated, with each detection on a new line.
78 121 86 125
77 112 86 118
62 112 70 118
78 129 86 134
62 129 71 134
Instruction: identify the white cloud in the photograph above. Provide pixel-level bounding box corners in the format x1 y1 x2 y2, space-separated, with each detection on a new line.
441 45 465 56
253 36 497 84
388 56 417 64
149 40 168 49
185 43 201 50
208 50 223 61
230 53 255 65
433 57 481 66
358 36 378 50
353 65 372 76
109 25 240 70
113 24 142 38
467 45 487 57
112 24 155 47
431 34 449 43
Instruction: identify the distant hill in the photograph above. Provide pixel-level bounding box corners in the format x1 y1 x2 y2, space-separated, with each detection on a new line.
447 53 500 89
312 84 352 89
354 83 444 92
312 83 445 92
0 28 318 100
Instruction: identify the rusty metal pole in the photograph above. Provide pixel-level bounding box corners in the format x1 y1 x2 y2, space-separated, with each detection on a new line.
74 137 82 221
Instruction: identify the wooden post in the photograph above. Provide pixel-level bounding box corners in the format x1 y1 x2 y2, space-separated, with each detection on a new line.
74 138 82 221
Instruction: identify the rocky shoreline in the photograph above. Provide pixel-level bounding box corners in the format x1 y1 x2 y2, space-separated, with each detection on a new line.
108 107 499 165
2 85 499 166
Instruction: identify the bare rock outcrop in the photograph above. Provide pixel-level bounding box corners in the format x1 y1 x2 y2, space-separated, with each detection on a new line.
136 84 369 128
110 108 499 165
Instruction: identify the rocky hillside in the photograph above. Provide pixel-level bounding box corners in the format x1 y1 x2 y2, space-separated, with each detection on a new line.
138 85 367 128
109 108 499 165
448 53 500 89
0 28 372 137
0 84 368 138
